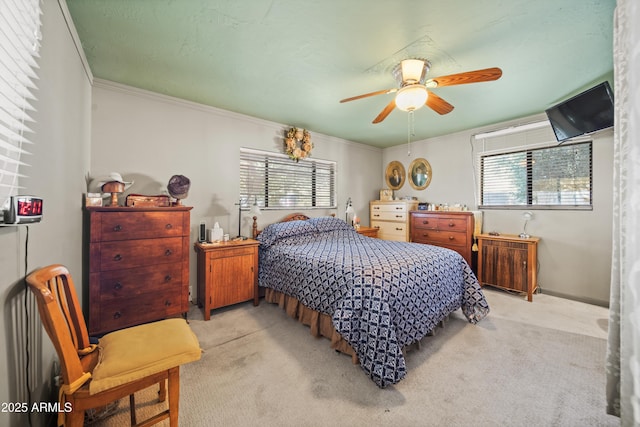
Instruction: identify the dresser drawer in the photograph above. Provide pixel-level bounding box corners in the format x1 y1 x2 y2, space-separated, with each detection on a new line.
96 288 182 333
97 263 183 301
207 245 257 260
412 229 468 247
371 203 408 213
96 211 185 241
372 220 408 241
411 215 469 232
371 210 407 222
96 237 184 271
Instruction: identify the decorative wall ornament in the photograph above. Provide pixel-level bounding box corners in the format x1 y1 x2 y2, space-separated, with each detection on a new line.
385 160 405 190
284 127 313 161
408 157 432 190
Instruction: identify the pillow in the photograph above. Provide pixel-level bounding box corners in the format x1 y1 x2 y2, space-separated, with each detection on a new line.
257 220 317 247
308 216 354 233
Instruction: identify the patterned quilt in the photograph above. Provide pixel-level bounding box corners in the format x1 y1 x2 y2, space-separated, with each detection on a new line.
257 216 489 388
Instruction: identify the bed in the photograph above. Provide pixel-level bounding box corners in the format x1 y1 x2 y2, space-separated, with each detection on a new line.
256 214 489 388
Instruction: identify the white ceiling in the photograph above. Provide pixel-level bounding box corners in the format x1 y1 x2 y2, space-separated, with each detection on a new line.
65 0 616 148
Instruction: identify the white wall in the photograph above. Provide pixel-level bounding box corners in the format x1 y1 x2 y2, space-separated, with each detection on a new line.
89 81 383 300
383 114 614 305
0 1 92 426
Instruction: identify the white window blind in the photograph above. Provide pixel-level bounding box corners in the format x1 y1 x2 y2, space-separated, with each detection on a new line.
240 148 336 209
0 0 42 209
480 141 592 209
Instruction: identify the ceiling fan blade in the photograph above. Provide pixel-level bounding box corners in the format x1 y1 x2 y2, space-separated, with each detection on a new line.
428 67 502 88
426 91 454 115
340 88 397 103
372 99 396 123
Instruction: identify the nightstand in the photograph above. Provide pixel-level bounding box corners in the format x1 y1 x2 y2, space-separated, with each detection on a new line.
357 226 379 238
194 239 259 320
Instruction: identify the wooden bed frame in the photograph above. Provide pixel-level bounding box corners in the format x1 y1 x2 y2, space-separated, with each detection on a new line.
253 212 444 365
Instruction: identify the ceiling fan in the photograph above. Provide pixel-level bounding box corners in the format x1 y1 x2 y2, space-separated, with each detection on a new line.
340 59 502 123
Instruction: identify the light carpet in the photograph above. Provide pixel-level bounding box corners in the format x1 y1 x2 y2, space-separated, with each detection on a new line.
91 289 618 426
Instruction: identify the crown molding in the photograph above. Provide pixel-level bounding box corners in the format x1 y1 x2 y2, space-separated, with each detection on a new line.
58 0 93 84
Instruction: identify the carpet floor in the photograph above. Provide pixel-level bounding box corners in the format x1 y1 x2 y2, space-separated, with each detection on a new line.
90 288 618 426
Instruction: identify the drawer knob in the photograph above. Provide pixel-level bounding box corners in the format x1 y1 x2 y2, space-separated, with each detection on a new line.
396 227 403 231
113 224 122 232
422 233 429 237
422 220 429 224
164 275 172 282
449 236 455 240
113 254 122 261
165 300 172 306
448 222 455 227
113 311 121 319
165 249 173 256
113 282 122 290
165 223 173 229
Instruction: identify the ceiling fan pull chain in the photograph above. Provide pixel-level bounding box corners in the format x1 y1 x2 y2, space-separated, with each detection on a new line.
407 110 415 156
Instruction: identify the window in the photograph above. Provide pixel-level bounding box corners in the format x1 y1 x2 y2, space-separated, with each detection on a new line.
240 148 336 209
480 141 592 209
0 0 42 210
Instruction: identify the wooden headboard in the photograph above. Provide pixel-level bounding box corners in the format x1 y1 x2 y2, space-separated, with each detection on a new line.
251 213 334 238
279 213 311 222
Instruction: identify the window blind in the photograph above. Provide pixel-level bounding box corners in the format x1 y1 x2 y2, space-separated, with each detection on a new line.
240 148 336 209
480 141 592 209
0 0 42 209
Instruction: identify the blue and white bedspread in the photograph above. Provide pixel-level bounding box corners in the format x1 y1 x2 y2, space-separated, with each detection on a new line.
257 216 489 388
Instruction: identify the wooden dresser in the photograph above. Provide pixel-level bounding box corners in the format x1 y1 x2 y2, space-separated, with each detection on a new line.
194 239 259 320
370 200 418 241
86 206 192 336
477 233 539 302
409 211 475 267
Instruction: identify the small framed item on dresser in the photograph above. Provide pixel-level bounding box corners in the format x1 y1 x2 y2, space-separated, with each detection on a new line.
125 194 171 207
379 189 393 201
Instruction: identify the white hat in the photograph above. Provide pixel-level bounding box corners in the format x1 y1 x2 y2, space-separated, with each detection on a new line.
89 172 134 193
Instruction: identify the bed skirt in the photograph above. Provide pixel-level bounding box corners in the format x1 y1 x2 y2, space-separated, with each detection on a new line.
263 288 359 364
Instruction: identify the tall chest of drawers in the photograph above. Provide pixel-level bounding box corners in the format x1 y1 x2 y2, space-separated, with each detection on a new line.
86 206 192 336
370 200 418 241
410 211 475 267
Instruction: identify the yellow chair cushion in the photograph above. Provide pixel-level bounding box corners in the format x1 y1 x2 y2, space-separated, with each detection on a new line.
90 318 201 394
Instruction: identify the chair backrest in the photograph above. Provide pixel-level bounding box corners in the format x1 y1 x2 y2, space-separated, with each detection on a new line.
26 264 94 390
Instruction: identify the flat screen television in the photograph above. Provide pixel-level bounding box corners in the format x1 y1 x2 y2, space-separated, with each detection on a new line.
545 81 614 143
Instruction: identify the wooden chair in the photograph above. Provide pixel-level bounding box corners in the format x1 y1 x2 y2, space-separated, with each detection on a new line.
26 264 201 426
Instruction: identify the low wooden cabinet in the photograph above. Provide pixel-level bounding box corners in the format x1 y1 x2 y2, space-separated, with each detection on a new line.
356 226 379 238
86 206 192 336
194 239 259 320
477 233 540 302
410 211 475 267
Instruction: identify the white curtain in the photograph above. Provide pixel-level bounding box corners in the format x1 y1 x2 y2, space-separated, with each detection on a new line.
606 0 640 425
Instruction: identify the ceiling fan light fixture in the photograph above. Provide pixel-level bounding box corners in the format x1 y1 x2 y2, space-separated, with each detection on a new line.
395 85 428 112
400 59 428 84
